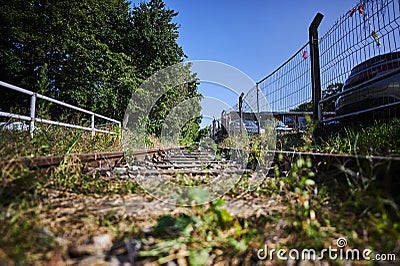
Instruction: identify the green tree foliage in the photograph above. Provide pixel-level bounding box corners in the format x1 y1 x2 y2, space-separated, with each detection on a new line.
291 101 313 112
322 82 342 111
0 0 201 142
290 83 343 112
0 0 137 119
130 0 186 78
129 0 201 140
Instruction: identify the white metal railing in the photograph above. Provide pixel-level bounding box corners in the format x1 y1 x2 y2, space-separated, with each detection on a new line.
0 81 121 138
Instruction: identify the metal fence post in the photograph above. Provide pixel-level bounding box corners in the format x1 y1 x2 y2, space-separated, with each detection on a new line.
256 83 260 134
239 92 244 134
91 114 95 138
309 13 324 123
30 93 36 138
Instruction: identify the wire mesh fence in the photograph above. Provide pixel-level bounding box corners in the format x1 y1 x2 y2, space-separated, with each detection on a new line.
218 0 400 136
219 44 314 135
257 43 312 113
221 41 313 134
319 0 400 120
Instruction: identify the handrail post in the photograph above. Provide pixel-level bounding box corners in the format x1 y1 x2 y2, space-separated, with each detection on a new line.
117 121 122 142
30 94 36 138
309 13 324 123
91 114 95 138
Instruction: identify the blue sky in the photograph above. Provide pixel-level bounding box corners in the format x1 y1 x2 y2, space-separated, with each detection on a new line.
162 0 356 80
134 1 359 127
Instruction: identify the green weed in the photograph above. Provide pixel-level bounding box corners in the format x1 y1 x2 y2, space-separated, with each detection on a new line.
138 198 257 263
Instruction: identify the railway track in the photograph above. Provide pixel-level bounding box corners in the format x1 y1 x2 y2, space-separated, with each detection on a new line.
0 148 171 170
2 147 400 175
2 147 400 265
126 148 262 205
2 146 400 209
3 146 398 200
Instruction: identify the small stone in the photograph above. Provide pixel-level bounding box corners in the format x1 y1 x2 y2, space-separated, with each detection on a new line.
129 165 139 171
114 167 127 175
142 227 152 234
39 227 54 238
108 256 121 266
276 219 288 230
165 261 178 266
92 234 113 253
286 258 296 266
55 237 69 252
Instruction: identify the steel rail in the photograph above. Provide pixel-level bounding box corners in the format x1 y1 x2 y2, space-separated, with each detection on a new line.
0 151 124 169
269 151 400 162
2 147 399 171
0 148 170 170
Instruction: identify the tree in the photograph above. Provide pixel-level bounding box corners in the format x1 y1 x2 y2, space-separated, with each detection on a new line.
0 0 138 119
290 101 313 112
130 0 186 78
129 0 201 139
289 83 343 112
0 0 202 143
322 83 343 112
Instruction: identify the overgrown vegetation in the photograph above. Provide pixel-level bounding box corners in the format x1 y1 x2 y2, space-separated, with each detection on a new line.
138 199 257 264
277 118 400 156
0 123 121 160
127 149 399 264
1 118 400 264
0 134 138 263
317 119 400 155
1 0 399 261
276 155 399 253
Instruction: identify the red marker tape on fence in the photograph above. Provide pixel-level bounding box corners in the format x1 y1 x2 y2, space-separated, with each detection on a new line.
358 5 365 15
349 7 357 17
302 49 308 60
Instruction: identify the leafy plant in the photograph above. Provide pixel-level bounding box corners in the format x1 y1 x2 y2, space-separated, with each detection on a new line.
138 198 256 263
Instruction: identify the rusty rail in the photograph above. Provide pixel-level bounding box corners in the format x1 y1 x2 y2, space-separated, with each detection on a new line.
0 148 181 170
1 146 399 171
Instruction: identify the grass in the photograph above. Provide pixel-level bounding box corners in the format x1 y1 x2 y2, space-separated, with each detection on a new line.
0 121 129 263
277 118 400 155
0 165 140 264
0 123 121 160
317 119 400 155
132 153 399 264
1 118 400 265
258 118 400 263
138 199 257 264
